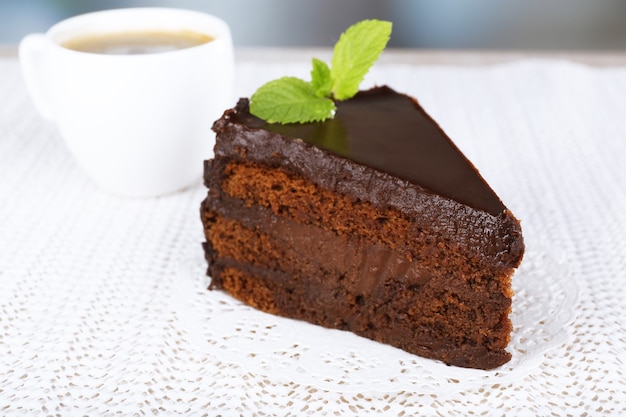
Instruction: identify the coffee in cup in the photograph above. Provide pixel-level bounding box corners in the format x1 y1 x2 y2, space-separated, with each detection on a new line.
61 29 214 55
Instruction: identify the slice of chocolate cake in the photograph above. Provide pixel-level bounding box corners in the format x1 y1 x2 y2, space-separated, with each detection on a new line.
201 86 524 370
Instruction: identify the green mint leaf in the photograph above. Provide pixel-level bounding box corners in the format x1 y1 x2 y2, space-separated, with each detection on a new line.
311 58 333 98
331 19 392 100
250 76 336 124
248 19 392 124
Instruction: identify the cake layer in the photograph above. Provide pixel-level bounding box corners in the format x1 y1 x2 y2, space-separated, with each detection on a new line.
204 203 438 299
201 159 514 369
201 198 512 368
206 157 520 272
211 265 512 369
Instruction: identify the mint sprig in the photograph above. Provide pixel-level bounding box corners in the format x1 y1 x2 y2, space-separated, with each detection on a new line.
250 19 392 124
331 19 393 100
250 77 337 124
310 58 333 98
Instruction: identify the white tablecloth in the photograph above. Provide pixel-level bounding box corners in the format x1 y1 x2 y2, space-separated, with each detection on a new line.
1 52 625 415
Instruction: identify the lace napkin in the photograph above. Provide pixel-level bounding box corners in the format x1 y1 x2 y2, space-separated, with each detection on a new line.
1 55 625 415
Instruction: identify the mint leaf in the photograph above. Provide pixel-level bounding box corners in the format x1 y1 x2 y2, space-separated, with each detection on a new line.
311 58 333 98
250 77 336 124
331 19 392 100
248 19 392 124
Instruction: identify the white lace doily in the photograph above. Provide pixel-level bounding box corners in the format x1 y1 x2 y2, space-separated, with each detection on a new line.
171 236 577 395
2 55 624 414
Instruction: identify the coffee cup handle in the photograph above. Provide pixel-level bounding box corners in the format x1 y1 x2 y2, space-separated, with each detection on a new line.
19 34 56 121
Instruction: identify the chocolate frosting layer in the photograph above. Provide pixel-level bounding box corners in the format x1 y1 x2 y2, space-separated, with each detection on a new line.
231 86 505 216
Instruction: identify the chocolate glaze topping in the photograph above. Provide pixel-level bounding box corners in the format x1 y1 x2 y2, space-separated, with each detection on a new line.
232 86 506 216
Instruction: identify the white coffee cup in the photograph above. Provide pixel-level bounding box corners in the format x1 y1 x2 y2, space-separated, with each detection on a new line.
19 8 234 197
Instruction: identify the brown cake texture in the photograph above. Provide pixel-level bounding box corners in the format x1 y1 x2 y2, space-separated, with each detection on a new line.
200 86 524 370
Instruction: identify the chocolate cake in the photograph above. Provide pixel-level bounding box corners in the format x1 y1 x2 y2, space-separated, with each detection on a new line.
201 86 524 370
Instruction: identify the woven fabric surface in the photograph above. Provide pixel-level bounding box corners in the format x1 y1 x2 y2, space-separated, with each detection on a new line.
1 55 625 415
